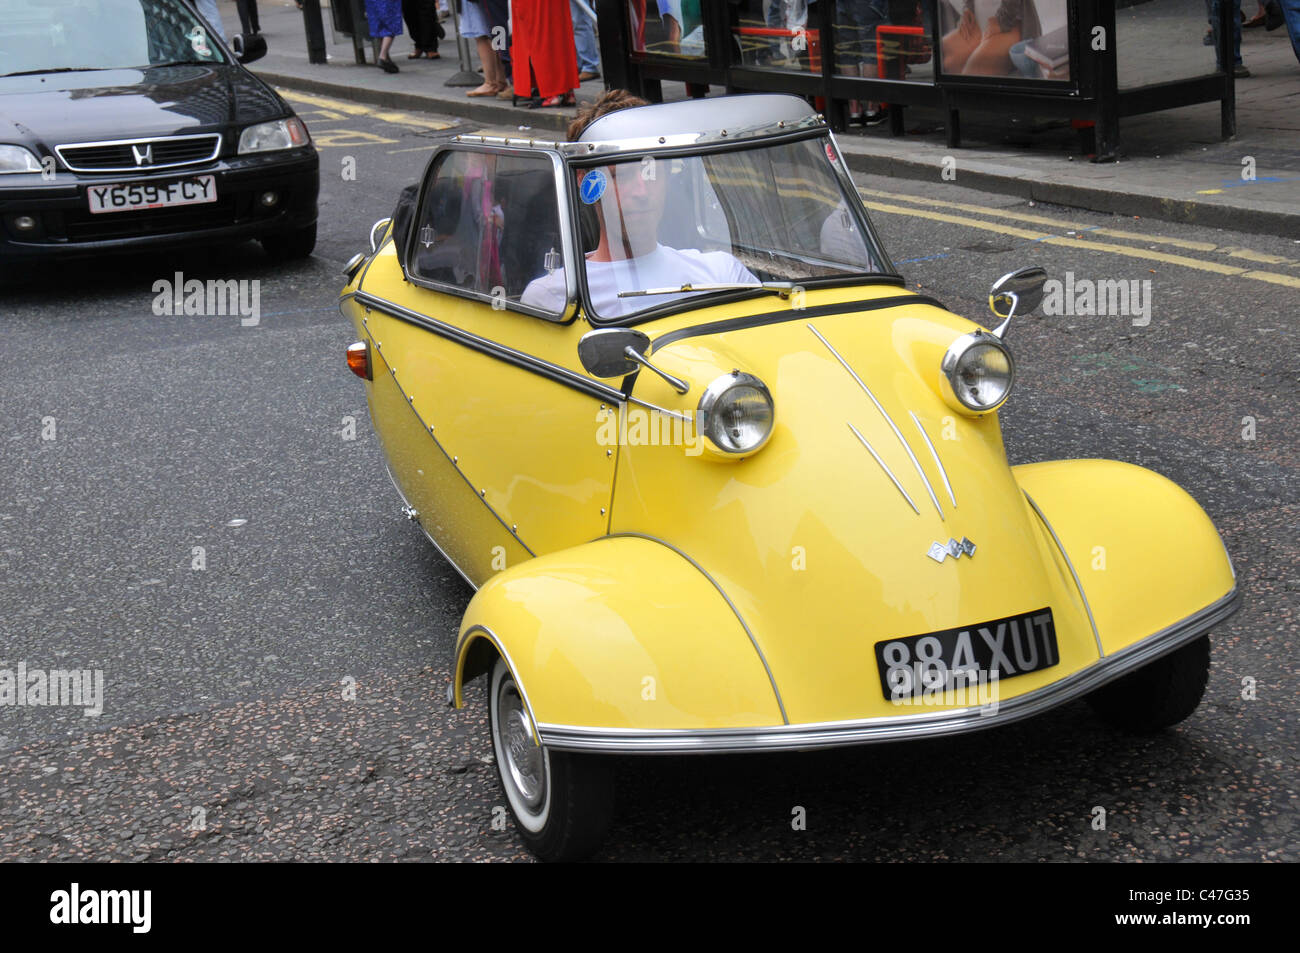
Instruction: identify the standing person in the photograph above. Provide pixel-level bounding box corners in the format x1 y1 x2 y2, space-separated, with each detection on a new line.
403 0 442 58
462 0 509 96
363 0 404 72
512 0 580 107
480 0 515 99
235 0 260 34
571 0 601 80
192 0 227 40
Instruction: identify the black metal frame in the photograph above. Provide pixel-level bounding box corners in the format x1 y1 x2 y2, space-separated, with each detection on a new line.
597 0 1236 161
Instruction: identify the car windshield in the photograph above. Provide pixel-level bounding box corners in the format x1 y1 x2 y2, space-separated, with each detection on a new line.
0 0 228 76
567 136 887 321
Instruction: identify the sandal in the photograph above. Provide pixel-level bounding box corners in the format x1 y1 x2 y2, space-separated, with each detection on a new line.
535 92 576 108
467 82 504 96
424 51 441 59
378 57 399 74
408 50 425 59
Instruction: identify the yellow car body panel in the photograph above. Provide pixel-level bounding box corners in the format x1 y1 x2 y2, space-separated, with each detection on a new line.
1012 459 1236 658
453 535 786 730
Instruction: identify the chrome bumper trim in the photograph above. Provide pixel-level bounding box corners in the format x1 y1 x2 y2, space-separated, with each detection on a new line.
535 587 1240 754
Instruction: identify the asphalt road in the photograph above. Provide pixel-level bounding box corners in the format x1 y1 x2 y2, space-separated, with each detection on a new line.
0 94 1295 862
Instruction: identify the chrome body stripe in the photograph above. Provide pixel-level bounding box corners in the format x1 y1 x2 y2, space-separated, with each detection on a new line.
1023 491 1104 658
909 411 957 508
847 422 919 515
535 588 1238 753
809 323 943 520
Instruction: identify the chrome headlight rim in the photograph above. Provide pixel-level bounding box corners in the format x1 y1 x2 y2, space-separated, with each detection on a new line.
697 370 775 455
0 144 43 174
237 117 310 155
940 330 1015 415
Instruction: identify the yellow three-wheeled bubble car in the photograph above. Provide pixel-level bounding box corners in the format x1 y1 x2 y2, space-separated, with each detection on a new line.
341 93 1238 861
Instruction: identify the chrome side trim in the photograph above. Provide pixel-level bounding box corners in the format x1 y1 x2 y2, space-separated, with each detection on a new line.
355 290 624 404
910 411 957 508
847 422 919 515
535 587 1239 754
1023 491 1104 658
383 463 478 591
54 133 223 173
606 531 789 725
457 624 540 742
809 323 942 520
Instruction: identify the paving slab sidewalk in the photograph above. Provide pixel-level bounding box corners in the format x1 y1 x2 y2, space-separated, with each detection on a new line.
228 0 1300 236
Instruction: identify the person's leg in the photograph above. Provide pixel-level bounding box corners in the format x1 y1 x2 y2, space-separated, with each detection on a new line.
402 0 424 54
235 0 252 34
961 20 1020 75
1279 0 1300 60
572 1 600 75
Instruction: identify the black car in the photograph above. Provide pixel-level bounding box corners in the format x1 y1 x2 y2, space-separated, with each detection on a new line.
0 0 318 272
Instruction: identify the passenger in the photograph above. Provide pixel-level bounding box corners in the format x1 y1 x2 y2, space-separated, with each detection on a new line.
521 89 758 319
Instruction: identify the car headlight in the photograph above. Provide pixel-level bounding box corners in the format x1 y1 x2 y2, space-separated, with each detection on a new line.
0 145 42 174
697 370 775 455
940 331 1015 414
238 117 310 154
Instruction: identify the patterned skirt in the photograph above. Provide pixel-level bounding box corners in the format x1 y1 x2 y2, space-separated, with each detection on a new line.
364 0 405 38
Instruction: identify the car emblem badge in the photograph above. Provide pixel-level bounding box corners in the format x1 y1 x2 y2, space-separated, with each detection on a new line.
418 224 435 248
928 537 976 563
131 143 153 166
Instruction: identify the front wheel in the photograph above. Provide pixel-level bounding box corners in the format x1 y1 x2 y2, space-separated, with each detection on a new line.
260 222 317 261
1086 635 1211 732
488 656 614 861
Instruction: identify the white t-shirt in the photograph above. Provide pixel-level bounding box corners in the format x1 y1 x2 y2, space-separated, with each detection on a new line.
520 244 758 320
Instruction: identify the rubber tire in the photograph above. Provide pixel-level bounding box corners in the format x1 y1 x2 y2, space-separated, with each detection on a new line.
260 222 317 261
488 656 614 862
1085 635 1211 732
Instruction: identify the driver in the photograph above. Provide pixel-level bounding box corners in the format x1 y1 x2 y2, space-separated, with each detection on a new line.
521 90 758 319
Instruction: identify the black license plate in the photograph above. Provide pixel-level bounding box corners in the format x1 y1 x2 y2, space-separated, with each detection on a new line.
874 607 1059 701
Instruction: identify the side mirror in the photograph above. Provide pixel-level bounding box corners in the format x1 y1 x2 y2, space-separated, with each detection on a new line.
578 327 689 394
231 33 267 65
988 266 1047 338
578 328 649 379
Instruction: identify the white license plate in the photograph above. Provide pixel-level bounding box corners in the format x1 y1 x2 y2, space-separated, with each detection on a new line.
87 175 217 214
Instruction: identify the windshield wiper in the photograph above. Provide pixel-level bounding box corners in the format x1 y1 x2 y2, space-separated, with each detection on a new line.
3 67 110 76
143 60 216 68
618 281 799 300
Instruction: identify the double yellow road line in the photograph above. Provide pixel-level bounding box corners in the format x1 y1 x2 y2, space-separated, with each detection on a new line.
858 188 1300 290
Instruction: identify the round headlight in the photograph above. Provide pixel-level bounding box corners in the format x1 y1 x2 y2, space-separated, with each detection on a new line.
698 371 774 455
941 332 1015 414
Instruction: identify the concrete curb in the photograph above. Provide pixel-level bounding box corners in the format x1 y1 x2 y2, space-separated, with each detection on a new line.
840 150 1300 239
255 69 573 135
257 70 1300 238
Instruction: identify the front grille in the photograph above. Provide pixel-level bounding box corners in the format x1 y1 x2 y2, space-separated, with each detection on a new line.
56 134 222 173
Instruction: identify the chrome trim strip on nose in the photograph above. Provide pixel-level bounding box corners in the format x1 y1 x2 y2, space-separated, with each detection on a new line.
910 411 957 508
848 423 919 515
1023 491 1105 658
809 324 943 520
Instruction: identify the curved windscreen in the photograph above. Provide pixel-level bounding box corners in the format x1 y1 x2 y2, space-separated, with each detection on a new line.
0 0 228 76
562 136 886 321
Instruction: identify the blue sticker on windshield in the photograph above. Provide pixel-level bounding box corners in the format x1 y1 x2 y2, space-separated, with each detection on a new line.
579 169 607 204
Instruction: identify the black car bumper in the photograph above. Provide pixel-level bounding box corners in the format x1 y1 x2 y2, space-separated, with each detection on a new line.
0 148 318 261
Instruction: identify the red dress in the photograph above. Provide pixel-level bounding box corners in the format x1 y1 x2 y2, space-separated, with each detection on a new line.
511 0 580 99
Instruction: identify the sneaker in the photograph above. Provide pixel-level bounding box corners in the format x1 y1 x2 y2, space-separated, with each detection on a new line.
1234 64 1251 77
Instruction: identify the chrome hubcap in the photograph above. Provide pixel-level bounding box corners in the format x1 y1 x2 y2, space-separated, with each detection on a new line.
498 680 545 812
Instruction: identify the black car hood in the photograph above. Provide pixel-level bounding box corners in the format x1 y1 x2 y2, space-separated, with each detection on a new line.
0 65 286 147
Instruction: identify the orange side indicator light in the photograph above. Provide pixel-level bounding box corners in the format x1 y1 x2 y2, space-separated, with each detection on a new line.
347 341 372 380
